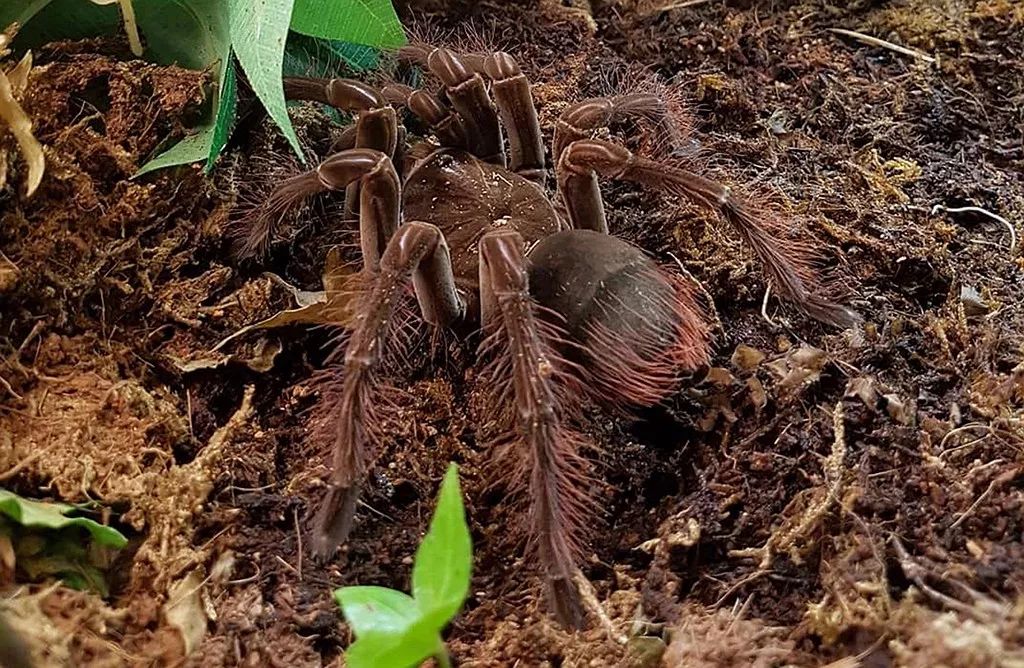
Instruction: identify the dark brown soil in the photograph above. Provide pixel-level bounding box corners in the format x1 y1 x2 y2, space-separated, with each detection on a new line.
1 1 1022 666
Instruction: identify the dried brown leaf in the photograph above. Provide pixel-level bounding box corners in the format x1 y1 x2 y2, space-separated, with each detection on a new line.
0 68 44 197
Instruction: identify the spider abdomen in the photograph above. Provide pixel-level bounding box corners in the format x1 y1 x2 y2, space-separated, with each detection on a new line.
528 229 710 407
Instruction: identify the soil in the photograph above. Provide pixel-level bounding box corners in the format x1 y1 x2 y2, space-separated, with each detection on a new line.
1 0 1023 666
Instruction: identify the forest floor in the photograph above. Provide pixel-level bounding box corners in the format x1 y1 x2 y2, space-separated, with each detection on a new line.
1 0 1023 666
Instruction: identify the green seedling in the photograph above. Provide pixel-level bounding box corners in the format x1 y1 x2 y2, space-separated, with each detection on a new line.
0 0 405 173
335 463 472 668
0 488 128 595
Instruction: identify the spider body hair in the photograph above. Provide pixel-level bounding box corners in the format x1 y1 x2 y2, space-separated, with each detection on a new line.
529 229 710 409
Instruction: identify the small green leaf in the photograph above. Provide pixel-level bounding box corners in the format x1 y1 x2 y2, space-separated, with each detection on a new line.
344 628 442 668
411 463 471 628
335 586 418 637
0 489 127 549
289 0 405 49
336 587 441 668
136 125 215 176
230 0 303 159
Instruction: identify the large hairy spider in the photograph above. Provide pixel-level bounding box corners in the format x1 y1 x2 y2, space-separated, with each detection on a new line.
237 44 859 626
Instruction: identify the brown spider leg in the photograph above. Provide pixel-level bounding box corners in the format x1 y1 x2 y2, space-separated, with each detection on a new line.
235 148 399 265
552 94 684 165
481 52 546 185
317 150 401 271
406 47 505 166
381 83 470 149
328 123 358 153
284 77 399 219
312 220 464 557
557 139 861 327
479 229 592 628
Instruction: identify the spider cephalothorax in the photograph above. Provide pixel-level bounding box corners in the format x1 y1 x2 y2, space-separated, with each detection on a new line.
236 43 859 627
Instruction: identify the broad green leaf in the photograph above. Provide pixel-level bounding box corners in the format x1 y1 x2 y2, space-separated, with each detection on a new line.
290 0 405 49
283 33 379 79
230 0 303 159
411 463 471 628
0 0 53 28
206 53 237 169
134 0 231 173
0 489 127 549
4 0 120 48
335 586 418 637
5 0 232 174
133 0 228 71
7 0 228 71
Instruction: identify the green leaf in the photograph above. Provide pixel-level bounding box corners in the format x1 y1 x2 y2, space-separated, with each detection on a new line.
206 53 238 170
3 0 121 48
411 463 471 628
283 33 379 79
290 0 405 49
230 0 303 159
136 124 215 176
0 489 127 549
335 586 419 637
133 0 229 71
335 587 441 668
0 0 54 29
6 0 229 71
344 629 442 668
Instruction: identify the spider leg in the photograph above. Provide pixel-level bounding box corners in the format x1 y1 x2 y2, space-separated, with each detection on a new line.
556 138 861 327
553 93 687 165
284 77 399 219
480 52 546 186
234 148 399 266
478 229 593 628
402 46 506 166
381 83 469 150
312 220 465 558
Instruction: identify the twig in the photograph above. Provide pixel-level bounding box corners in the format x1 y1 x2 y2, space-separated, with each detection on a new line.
890 535 981 618
760 283 776 327
0 442 56 481
645 0 713 14
932 204 1017 255
668 251 723 335
574 569 627 644
948 466 1019 531
293 507 303 580
827 28 936 63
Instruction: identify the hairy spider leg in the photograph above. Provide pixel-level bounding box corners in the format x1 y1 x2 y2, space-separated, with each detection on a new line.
553 92 689 166
478 229 593 628
479 52 546 186
284 77 399 220
556 138 861 328
312 217 464 557
400 46 506 166
381 83 470 150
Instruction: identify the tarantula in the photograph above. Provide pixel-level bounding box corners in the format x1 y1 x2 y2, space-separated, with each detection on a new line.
237 44 858 626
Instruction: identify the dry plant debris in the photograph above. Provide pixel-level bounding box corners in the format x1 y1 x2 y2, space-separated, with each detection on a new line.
0 30 43 198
